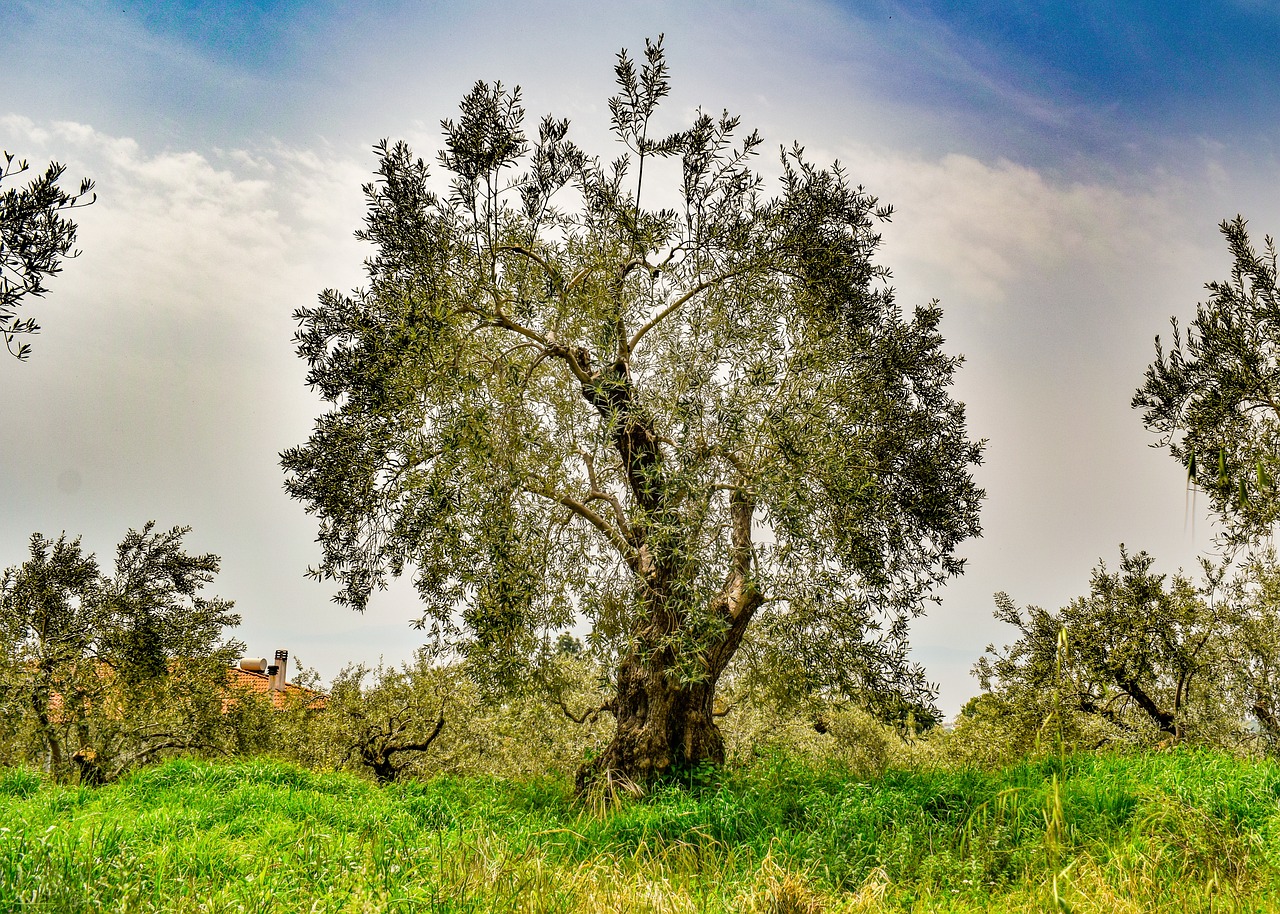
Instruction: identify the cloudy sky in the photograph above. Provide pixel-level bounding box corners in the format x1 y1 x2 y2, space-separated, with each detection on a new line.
4 0 1280 716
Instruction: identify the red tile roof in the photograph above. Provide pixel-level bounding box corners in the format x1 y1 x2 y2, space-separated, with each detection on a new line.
224 667 326 711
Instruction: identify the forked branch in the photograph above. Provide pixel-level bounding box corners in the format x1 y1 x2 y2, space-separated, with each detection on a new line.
554 694 612 725
524 483 639 571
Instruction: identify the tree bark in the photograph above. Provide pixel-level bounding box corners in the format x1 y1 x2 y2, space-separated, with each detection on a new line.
576 652 724 793
31 665 63 778
359 707 446 785
1116 676 1177 737
577 572 761 794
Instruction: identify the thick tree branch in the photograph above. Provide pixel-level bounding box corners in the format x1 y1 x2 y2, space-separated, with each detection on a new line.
383 706 446 759
726 489 757 622
1115 675 1176 735
489 308 549 348
565 266 594 294
553 694 611 725
544 340 596 385
616 257 660 283
703 490 763 679
469 294 597 386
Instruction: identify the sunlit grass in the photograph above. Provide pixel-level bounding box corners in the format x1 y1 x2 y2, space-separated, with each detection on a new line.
3 750 1279 911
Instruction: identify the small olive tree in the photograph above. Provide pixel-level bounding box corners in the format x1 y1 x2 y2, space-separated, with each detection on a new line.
283 37 984 789
1218 549 1280 750
0 533 99 775
277 649 612 782
313 654 449 784
976 547 1244 750
0 524 243 782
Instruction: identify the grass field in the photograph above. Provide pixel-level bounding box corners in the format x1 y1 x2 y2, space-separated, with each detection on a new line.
3 750 1280 912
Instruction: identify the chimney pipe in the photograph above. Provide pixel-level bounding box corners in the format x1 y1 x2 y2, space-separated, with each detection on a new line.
269 649 289 691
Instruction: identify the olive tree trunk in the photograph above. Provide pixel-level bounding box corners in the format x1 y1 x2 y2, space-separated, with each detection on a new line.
577 568 761 792
576 654 723 793
572 363 764 792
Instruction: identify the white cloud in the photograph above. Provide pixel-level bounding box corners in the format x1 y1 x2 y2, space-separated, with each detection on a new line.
1 115 368 330
831 145 1203 311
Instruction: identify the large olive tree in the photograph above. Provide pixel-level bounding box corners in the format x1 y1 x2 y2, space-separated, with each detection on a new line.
283 38 984 788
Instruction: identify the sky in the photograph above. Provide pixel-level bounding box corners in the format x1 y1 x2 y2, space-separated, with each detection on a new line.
4 0 1280 718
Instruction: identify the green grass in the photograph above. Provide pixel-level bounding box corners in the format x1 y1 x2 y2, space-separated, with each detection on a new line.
3 750 1280 911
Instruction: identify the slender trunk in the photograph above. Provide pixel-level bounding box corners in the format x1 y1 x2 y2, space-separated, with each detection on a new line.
73 747 105 786
31 665 63 777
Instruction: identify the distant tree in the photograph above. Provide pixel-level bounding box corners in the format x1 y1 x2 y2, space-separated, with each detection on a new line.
283 37 984 789
278 650 612 782
1134 216 1280 549
0 533 101 774
0 524 243 782
977 547 1237 748
554 632 584 657
87 523 244 782
317 654 449 784
97 523 241 685
0 152 95 360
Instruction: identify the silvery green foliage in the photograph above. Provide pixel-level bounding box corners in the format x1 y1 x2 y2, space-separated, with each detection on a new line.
976 548 1246 748
283 651 612 782
1135 217 1280 551
0 525 243 782
283 38 983 718
0 153 94 360
1219 549 1280 750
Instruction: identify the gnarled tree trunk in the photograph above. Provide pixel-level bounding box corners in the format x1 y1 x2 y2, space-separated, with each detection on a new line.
569 348 764 793
577 564 761 793
576 653 724 793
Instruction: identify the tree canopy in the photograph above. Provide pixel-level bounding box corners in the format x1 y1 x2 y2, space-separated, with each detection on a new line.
0 152 95 360
1134 216 1280 549
283 37 984 787
976 547 1231 747
974 545 1280 756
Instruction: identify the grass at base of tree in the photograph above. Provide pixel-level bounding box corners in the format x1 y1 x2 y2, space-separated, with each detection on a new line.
3 750 1280 912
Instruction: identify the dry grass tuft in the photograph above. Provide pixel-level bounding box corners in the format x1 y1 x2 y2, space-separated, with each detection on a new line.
737 854 828 914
